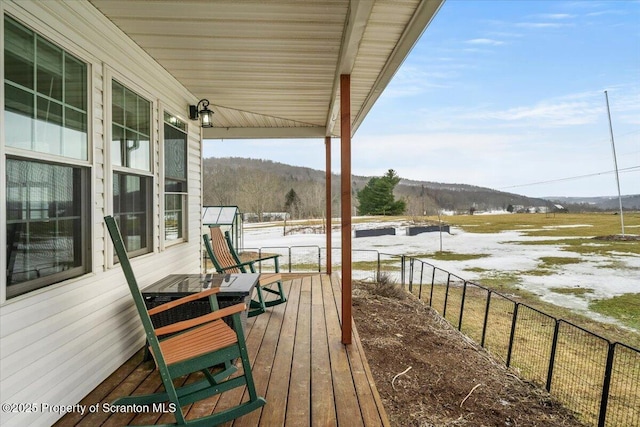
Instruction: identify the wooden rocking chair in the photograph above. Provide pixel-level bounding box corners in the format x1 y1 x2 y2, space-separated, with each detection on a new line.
104 216 265 426
203 226 287 318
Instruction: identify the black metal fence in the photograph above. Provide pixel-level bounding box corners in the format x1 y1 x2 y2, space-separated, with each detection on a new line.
241 245 639 426
399 256 640 427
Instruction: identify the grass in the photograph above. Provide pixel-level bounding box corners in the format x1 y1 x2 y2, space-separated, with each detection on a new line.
590 293 640 332
474 271 523 291
288 262 322 271
538 256 582 269
409 251 490 261
352 259 401 271
511 238 640 256
427 212 640 236
360 272 407 300
549 287 594 296
539 256 582 266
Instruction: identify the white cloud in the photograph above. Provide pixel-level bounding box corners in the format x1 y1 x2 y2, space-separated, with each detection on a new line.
482 101 601 126
465 38 504 46
515 22 571 29
586 10 626 17
431 89 639 130
384 65 458 97
538 13 575 20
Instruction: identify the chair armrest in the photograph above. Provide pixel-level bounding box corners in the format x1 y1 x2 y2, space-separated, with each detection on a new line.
147 287 220 316
155 303 246 336
246 254 280 273
253 254 280 263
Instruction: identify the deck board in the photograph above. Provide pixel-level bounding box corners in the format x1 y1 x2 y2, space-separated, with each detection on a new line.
322 274 365 427
53 274 389 427
255 273 301 427
311 274 338 427
285 275 312 427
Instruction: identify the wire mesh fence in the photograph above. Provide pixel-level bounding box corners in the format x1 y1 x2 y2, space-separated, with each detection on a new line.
400 256 640 427
605 343 640 426
508 304 556 388
459 282 490 344
550 322 609 423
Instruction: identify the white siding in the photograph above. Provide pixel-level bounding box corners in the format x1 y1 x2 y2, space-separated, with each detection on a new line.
0 2 203 426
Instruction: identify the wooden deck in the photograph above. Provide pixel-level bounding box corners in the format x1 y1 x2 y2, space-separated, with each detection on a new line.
54 274 389 427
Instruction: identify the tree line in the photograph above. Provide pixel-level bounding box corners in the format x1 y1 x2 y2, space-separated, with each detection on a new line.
203 157 559 220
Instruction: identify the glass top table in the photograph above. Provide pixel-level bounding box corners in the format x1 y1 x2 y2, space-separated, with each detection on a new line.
142 273 260 299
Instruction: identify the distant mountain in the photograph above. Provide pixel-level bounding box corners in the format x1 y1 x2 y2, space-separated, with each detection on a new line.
546 195 640 211
203 157 636 216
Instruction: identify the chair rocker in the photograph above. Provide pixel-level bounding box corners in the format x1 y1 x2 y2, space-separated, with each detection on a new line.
203 226 287 318
105 216 265 427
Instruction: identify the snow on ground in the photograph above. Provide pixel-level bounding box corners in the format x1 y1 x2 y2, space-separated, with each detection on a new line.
243 221 640 326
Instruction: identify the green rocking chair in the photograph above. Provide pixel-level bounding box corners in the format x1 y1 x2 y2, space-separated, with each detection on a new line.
105 216 265 426
203 226 287 317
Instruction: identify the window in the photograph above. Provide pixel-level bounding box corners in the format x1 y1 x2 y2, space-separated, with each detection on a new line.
163 112 187 243
4 16 90 298
4 16 87 160
111 80 150 170
111 80 152 255
113 173 151 255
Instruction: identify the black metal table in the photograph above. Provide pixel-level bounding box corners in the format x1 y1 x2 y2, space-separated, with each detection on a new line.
142 273 259 331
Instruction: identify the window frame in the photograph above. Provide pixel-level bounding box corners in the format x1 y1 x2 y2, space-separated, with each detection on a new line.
112 171 154 258
3 14 89 161
5 156 91 298
162 110 188 247
108 76 155 259
2 13 93 299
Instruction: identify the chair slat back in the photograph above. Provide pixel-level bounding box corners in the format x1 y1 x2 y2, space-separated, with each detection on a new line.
224 230 244 265
208 227 245 273
104 216 165 364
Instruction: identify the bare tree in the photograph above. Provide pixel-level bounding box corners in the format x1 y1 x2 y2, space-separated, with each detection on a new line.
238 170 280 221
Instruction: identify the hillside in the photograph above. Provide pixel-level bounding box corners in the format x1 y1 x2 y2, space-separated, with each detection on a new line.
547 195 640 211
202 157 634 218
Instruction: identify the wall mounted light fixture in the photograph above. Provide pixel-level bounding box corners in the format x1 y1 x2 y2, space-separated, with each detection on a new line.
188 99 214 128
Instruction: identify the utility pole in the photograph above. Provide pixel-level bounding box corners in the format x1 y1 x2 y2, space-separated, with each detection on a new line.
604 90 625 236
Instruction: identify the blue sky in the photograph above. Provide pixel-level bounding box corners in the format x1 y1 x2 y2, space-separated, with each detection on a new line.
204 0 640 198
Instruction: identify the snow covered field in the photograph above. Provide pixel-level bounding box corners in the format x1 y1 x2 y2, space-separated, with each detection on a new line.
242 220 640 326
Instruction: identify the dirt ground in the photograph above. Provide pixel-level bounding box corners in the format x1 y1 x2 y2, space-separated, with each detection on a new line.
352 281 586 427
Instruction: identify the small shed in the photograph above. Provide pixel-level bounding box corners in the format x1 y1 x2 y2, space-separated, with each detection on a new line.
202 206 243 249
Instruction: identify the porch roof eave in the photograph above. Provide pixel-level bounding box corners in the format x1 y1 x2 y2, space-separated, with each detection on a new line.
87 0 445 139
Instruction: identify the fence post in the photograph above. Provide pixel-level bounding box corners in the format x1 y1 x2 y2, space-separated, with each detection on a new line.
408 258 414 292
429 267 436 307
288 247 292 273
401 255 405 285
318 247 321 272
376 252 381 282
598 342 616 427
443 273 451 318
545 319 560 392
480 290 491 348
458 281 467 331
506 303 519 368
419 262 425 300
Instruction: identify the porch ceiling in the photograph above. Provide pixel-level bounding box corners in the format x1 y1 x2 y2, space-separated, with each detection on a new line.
88 0 443 139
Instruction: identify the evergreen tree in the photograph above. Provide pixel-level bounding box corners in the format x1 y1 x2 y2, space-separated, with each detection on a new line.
284 188 301 219
357 169 406 215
